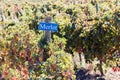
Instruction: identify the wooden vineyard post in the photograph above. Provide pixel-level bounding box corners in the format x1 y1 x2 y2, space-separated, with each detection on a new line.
38 15 58 45
116 0 118 6
95 1 99 14
44 16 52 44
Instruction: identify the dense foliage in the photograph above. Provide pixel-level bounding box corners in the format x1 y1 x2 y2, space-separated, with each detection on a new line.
0 0 120 79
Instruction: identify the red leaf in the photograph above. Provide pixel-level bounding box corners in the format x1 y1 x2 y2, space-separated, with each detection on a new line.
11 77 18 80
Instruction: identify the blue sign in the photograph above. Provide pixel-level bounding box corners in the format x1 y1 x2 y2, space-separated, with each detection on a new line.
38 22 58 31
